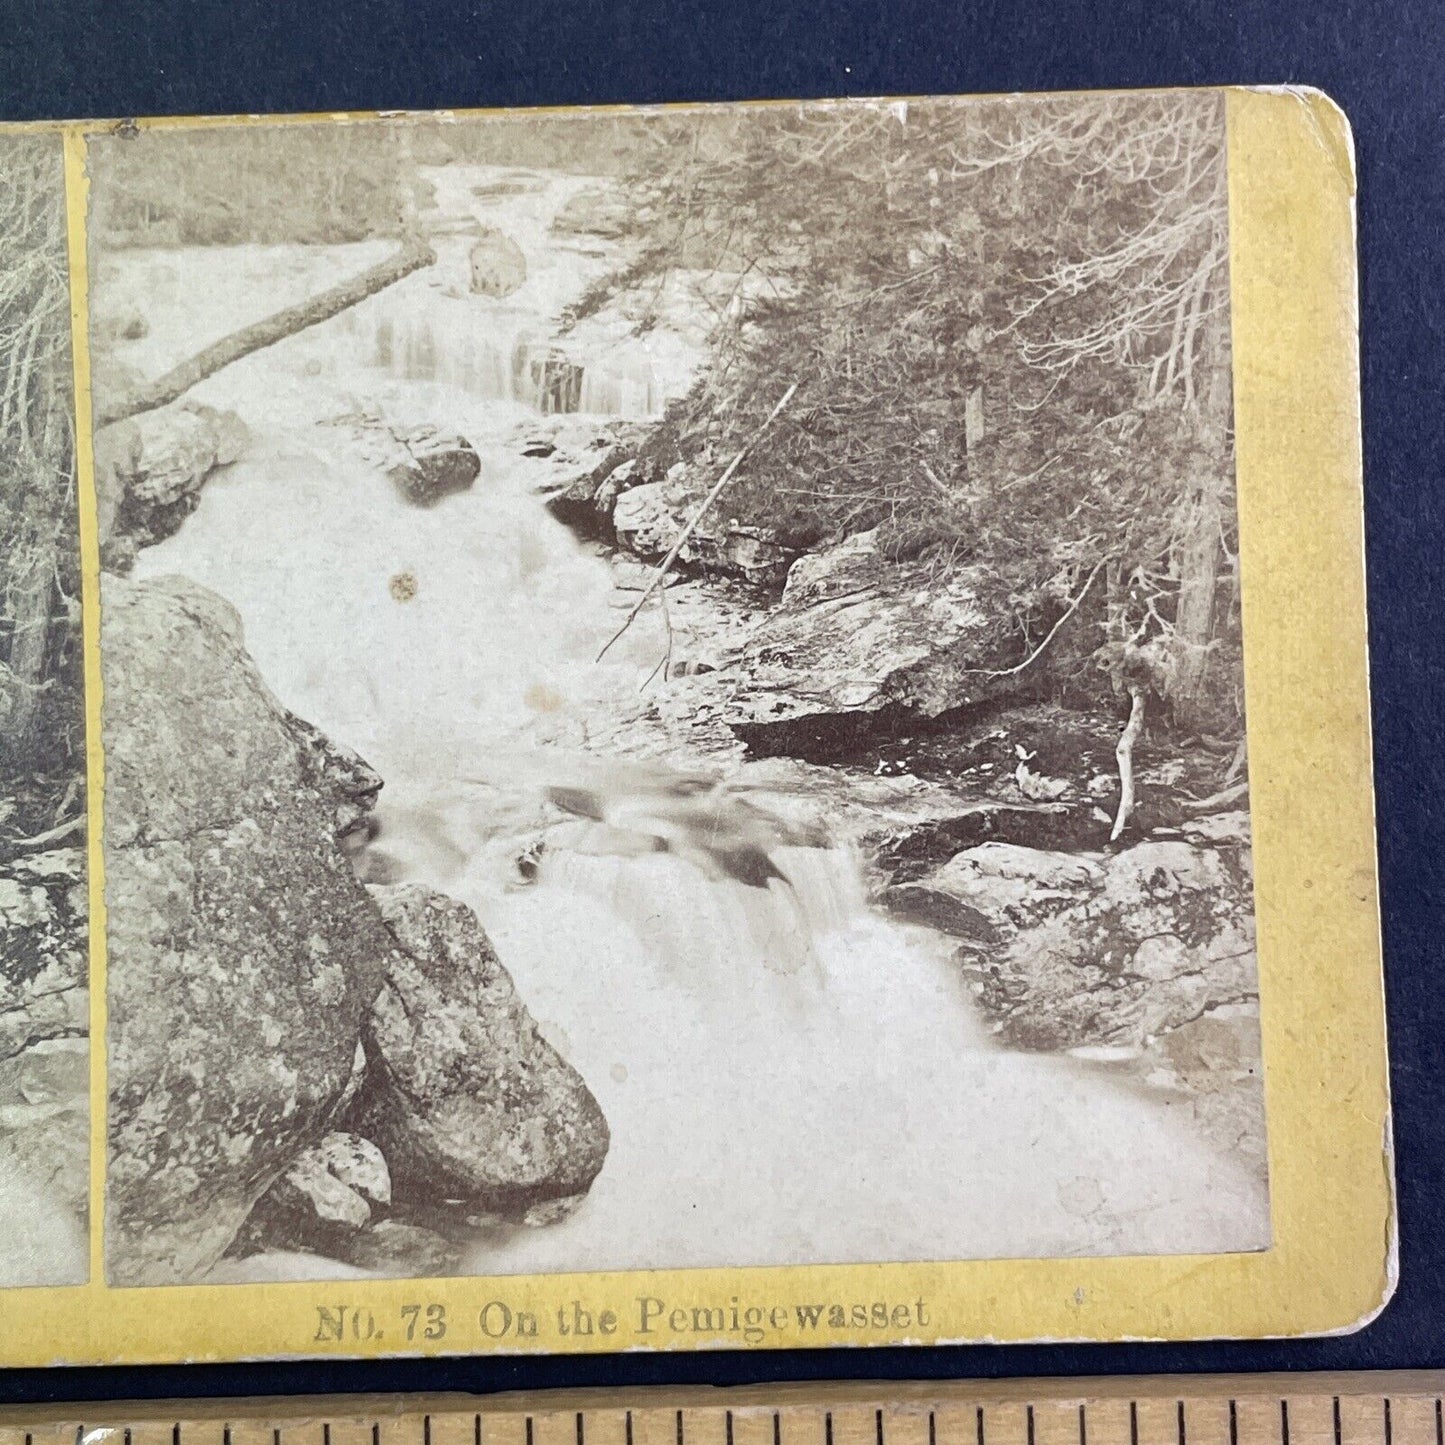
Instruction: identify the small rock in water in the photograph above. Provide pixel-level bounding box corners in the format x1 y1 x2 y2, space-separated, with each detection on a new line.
246 1131 391 1240
339 1219 460 1277
387 426 481 508
468 226 528 298
549 187 630 240
522 1193 587 1228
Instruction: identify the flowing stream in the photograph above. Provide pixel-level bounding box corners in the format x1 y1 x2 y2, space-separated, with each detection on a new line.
125 164 1270 1271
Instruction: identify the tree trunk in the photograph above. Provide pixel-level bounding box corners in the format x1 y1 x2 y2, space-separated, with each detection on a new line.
1 523 54 767
1170 325 1233 730
95 240 436 428
965 385 985 451
1105 557 1128 651
1172 470 1223 711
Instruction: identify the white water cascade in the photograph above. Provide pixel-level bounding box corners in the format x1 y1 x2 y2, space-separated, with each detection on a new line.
123 164 1269 1273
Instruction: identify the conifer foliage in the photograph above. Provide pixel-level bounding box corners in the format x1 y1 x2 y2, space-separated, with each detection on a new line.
0 135 83 815
572 93 1241 735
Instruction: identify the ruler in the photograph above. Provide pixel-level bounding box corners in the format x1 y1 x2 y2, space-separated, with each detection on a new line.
0 1376 1439 1445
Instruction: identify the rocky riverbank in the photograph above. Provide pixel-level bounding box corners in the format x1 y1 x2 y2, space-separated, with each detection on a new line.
0 836 89 1284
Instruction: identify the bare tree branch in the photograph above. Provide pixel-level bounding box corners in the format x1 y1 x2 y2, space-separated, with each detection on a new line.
597 382 798 663
968 558 1106 679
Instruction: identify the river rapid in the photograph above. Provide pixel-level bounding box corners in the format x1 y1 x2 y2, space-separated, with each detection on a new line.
107 163 1269 1272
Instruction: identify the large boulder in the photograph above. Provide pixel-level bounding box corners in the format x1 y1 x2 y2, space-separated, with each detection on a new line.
468 227 527 298
101 575 397 1285
350 883 609 1223
886 829 1257 1054
612 480 795 585
94 402 249 570
722 529 1002 742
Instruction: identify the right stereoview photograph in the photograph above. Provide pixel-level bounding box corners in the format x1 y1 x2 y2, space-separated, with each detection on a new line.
81 92 1267 1288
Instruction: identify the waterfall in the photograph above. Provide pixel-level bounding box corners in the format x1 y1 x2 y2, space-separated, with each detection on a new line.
527 840 867 986
321 163 670 418
350 304 662 417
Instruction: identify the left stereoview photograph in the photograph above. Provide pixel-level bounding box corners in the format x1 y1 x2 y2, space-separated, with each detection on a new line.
0 130 90 1287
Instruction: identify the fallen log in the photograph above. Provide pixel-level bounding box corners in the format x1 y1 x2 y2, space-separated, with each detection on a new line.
95 239 436 428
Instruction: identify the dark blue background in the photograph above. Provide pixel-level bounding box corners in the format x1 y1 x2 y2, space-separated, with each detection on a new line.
0 0 1439 1403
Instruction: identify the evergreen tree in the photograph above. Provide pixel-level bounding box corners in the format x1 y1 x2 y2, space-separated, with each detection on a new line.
572 93 1240 738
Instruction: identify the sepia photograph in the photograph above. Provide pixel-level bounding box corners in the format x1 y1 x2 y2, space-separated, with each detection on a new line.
77 92 1267 1288
0 130 91 1287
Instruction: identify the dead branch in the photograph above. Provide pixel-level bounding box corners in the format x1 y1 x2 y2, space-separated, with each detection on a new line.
1110 684 1146 842
918 460 951 497
597 382 798 663
639 577 676 691
969 558 1106 679
7 812 84 851
95 240 436 428
1180 779 1249 813
1222 735 1248 786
